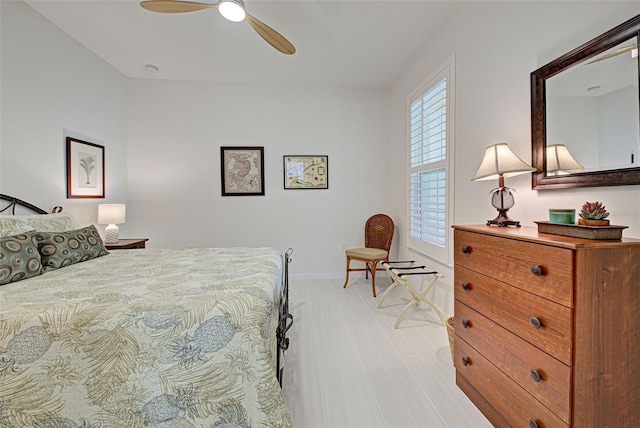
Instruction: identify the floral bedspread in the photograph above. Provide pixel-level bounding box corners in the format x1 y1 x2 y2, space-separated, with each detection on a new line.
0 247 292 428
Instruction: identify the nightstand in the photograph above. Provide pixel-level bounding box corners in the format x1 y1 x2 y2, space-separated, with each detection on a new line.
105 238 149 250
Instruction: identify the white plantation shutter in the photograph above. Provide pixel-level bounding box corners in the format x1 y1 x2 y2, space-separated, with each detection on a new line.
407 58 454 264
410 167 446 246
410 78 447 168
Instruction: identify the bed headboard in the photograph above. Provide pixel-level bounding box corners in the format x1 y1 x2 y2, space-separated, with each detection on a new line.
0 194 59 215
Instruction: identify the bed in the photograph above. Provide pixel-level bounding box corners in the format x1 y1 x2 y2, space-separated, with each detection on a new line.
0 194 293 428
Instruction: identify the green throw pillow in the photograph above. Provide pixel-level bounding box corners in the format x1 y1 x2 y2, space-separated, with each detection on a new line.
36 225 109 271
0 231 43 285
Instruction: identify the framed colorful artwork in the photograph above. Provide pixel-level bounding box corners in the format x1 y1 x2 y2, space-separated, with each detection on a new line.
221 146 265 196
284 155 328 189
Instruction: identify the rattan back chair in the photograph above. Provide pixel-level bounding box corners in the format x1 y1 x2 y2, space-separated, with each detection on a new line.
343 213 395 297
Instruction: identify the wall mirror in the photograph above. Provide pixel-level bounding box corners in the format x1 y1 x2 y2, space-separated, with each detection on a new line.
531 14 640 189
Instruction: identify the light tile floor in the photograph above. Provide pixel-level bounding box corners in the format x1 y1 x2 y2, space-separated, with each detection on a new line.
282 276 492 428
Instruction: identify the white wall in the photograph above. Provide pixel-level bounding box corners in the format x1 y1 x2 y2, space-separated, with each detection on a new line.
390 1 640 316
0 1 3 191
2 1 640 285
0 1 127 227
126 79 392 276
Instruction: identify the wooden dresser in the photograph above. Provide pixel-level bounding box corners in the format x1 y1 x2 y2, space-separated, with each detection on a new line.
453 225 640 427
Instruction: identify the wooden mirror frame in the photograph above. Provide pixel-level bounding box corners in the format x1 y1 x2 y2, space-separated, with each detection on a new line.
531 14 640 189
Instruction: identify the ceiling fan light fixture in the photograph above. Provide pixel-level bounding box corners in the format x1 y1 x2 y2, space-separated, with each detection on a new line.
218 0 246 22
139 0 295 54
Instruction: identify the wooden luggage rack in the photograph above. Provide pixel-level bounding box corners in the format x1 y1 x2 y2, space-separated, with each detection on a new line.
379 261 445 329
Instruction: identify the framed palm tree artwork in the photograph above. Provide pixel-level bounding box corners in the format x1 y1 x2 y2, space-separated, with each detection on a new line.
66 137 105 198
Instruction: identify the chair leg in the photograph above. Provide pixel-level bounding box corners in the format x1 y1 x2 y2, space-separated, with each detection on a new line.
343 256 352 288
370 261 379 297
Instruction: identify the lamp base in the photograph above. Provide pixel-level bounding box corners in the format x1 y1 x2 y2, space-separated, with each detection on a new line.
105 224 120 243
487 218 521 227
487 209 521 227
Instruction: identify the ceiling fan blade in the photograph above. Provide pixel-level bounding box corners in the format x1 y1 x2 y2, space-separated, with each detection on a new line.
140 0 217 14
246 14 296 55
587 44 637 64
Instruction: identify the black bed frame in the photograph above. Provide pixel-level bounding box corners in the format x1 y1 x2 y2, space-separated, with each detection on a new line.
0 194 48 214
0 193 294 386
277 248 294 386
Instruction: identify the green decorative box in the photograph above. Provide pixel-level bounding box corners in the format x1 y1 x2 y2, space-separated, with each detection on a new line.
535 221 628 240
548 209 576 224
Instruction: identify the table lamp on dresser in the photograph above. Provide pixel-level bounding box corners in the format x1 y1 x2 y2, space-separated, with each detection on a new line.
472 142 535 227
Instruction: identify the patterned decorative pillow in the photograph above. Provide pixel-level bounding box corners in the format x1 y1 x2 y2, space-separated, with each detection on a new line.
35 225 109 271
0 217 34 237
19 213 80 232
0 231 43 285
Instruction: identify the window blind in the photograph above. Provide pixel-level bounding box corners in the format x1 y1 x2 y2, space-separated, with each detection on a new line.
409 167 446 246
406 56 454 266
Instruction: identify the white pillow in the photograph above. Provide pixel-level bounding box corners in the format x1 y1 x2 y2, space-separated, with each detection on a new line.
7 213 80 232
0 217 34 237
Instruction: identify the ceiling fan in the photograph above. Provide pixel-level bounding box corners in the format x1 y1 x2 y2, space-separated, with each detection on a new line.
140 0 296 55
587 43 637 64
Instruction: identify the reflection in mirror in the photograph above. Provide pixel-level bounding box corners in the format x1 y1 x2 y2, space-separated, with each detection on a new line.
546 37 639 173
546 144 584 175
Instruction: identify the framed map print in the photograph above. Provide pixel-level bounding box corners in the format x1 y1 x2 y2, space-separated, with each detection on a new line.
66 137 105 199
221 146 265 196
284 155 328 189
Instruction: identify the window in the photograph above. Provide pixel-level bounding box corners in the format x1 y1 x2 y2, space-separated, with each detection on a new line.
407 57 455 265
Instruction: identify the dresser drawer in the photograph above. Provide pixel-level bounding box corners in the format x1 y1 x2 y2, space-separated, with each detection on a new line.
455 265 573 364
454 229 574 306
455 301 571 422
455 337 569 428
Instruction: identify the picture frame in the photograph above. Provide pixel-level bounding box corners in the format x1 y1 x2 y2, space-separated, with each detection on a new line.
284 155 329 189
221 146 265 196
66 137 105 199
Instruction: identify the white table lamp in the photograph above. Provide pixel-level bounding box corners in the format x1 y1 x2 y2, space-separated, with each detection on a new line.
98 204 126 243
472 142 535 227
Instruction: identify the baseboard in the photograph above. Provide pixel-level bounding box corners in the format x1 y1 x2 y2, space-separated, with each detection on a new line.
289 272 353 281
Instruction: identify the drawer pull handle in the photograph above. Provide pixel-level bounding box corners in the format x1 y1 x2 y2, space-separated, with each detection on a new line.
529 316 542 329
461 282 470 291
461 319 470 329
530 264 543 276
461 245 471 254
461 356 470 366
528 420 539 428
529 369 542 382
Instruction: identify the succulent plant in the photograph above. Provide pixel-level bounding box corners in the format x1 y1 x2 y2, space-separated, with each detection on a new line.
579 201 609 220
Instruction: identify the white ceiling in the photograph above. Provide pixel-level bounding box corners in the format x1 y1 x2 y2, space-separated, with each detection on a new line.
24 0 462 88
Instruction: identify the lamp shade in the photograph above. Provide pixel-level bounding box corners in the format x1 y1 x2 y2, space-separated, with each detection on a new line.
546 144 584 174
471 142 535 181
98 204 126 225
